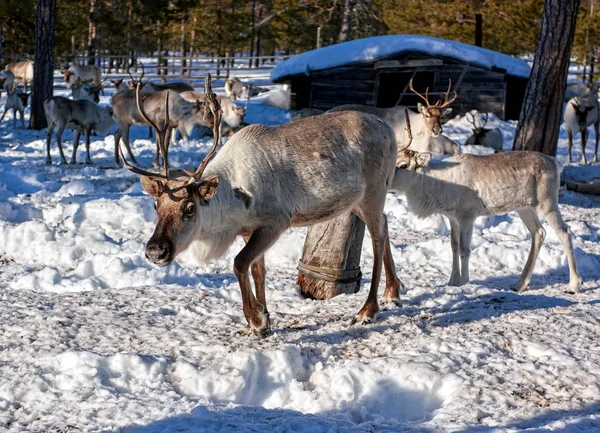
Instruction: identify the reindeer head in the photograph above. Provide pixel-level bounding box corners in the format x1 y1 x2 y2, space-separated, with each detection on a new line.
17 92 30 107
396 149 431 171
570 98 596 130
410 79 457 137
119 75 223 267
127 63 146 90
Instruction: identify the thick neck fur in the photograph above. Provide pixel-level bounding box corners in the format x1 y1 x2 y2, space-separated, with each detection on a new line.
391 160 466 219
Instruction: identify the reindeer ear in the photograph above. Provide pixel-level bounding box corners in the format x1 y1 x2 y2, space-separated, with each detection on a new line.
197 175 220 203
141 176 164 198
416 152 432 167
417 102 425 114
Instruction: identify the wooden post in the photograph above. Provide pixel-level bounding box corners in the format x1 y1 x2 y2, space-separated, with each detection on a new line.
297 212 365 300
0 25 3 68
71 35 75 62
475 14 483 47
225 52 230 78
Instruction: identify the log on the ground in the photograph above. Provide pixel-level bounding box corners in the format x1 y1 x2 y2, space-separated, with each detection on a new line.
565 180 600 195
297 212 365 300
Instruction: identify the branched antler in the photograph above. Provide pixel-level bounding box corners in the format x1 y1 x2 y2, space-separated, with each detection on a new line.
399 108 413 151
409 78 457 109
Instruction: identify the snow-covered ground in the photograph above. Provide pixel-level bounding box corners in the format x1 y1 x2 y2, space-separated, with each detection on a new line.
0 89 599 433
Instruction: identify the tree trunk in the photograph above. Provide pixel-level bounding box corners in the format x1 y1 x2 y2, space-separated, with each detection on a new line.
180 19 187 76
297 212 365 300
30 0 56 130
512 0 581 155
87 0 97 65
0 25 3 68
338 0 354 43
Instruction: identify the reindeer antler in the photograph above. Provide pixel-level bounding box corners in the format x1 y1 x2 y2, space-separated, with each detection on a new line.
136 83 171 177
183 74 222 181
466 111 476 127
409 79 431 107
434 79 458 109
399 108 413 151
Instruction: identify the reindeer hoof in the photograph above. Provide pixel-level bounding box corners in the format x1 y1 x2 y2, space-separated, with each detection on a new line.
352 308 380 325
566 279 583 294
381 297 401 308
512 282 529 293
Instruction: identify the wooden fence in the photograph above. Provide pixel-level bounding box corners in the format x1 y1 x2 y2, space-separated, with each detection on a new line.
2 53 290 89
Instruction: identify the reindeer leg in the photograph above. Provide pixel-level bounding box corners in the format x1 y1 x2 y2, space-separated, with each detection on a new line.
147 126 153 139
0 106 7 123
12 108 17 129
567 129 573 163
70 129 81 164
458 218 474 285
581 128 588 165
19 109 25 129
234 224 286 337
594 120 599 163
85 127 92 164
114 128 123 167
353 207 386 324
380 214 404 306
541 205 582 293
46 123 55 164
513 209 545 293
123 124 138 165
239 234 267 335
448 217 461 286
56 123 68 164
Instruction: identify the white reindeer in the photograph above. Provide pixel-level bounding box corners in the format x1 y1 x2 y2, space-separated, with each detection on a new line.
71 79 103 103
564 88 599 164
465 112 503 152
225 77 243 100
176 90 247 140
5 60 33 92
44 96 115 165
392 149 582 293
329 79 457 155
0 88 30 128
118 76 405 337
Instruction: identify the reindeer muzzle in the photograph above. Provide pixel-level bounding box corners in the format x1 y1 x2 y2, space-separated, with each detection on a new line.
145 239 174 266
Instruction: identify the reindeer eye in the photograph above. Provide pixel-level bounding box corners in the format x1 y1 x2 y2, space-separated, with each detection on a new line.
183 202 196 218
399 163 408 169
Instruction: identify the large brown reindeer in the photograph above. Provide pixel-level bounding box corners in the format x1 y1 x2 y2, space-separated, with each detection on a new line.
120 75 405 337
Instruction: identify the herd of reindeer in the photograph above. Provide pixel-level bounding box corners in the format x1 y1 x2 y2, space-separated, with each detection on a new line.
0 59 593 336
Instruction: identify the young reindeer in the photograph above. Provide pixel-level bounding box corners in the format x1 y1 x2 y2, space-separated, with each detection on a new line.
5 60 33 92
0 88 30 128
44 96 115 164
119 75 405 337
564 87 599 164
329 79 457 155
465 112 503 152
393 149 582 293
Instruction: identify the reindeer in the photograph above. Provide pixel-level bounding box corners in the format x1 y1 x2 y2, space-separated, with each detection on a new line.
44 96 115 165
564 88 599 164
225 77 243 101
62 63 103 88
71 78 105 103
329 79 457 155
465 112 503 152
127 65 194 93
111 88 203 167
176 90 247 140
118 75 406 337
111 78 129 92
5 60 33 92
0 88 30 128
392 149 582 293
0 70 16 95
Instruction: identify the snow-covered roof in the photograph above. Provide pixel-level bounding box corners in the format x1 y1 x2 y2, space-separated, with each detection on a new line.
271 35 531 82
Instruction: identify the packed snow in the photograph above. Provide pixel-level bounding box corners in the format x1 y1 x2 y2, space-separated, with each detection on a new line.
271 35 531 82
0 86 599 433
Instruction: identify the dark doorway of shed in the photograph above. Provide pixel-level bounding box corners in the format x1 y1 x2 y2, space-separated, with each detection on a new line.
376 71 434 108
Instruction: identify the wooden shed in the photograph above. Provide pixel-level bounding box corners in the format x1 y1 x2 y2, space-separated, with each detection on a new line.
271 35 531 120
